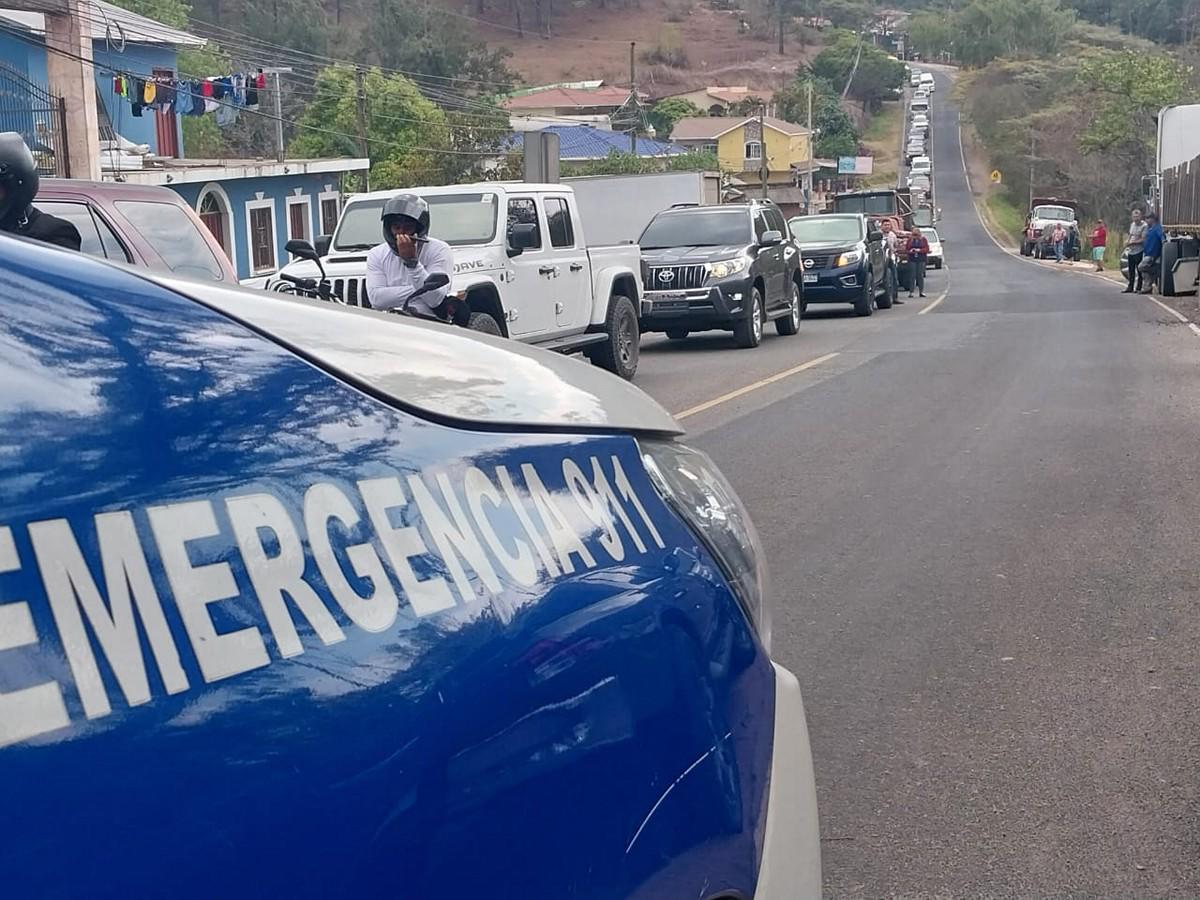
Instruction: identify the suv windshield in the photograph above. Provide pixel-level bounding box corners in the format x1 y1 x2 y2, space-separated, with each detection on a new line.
333 192 499 250
640 209 749 248
1035 206 1074 221
788 216 863 243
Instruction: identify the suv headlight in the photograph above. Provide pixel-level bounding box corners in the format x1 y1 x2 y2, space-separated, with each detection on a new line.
706 257 748 279
640 440 771 652
836 249 863 267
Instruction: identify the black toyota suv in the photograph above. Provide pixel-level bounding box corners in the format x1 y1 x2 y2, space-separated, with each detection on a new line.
639 200 803 349
786 212 896 316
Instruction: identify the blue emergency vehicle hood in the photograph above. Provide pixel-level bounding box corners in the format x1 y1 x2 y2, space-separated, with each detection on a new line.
0 239 776 900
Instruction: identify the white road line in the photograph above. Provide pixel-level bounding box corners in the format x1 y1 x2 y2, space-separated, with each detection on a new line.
1189 323 1200 336
674 352 840 420
919 283 950 315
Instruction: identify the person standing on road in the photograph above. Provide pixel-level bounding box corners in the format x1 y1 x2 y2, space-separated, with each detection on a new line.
881 218 904 305
1090 218 1107 272
906 226 930 298
1052 223 1067 263
1123 208 1147 293
1138 212 1165 295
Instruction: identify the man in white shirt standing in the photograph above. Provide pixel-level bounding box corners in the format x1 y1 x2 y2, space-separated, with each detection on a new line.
366 193 464 323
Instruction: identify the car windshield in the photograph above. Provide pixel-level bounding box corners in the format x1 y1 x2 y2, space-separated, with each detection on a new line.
788 216 864 243
333 193 499 250
1035 206 1074 221
835 194 896 215
640 209 749 248
112 200 226 281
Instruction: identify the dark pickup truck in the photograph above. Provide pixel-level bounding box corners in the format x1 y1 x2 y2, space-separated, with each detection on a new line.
787 212 896 315
639 200 803 349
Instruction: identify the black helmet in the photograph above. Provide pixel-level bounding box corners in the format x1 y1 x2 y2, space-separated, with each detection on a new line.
381 193 430 249
0 132 38 226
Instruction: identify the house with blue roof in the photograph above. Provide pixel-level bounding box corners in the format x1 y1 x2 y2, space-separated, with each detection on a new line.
509 124 689 166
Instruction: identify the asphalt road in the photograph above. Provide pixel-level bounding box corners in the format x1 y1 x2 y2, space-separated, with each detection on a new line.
637 70 1200 897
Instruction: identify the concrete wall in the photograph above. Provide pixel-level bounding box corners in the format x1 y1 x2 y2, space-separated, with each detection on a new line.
168 172 344 280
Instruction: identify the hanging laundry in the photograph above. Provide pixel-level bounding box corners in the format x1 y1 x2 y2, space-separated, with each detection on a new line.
112 75 124 96
212 77 233 100
255 70 266 89
130 77 146 117
232 73 246 106
200 80 214 98
155 81 175 111
214 100 239 128
203 97 219 113
246 81 259 110
143 81 156 105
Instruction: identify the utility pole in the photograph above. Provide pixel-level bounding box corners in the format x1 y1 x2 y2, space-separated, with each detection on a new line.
263 66 294 163
805 78 813 214
629 41 638 156
1028 132 1035 212
354 67 369 160
759 102 769 199
778 0 785 55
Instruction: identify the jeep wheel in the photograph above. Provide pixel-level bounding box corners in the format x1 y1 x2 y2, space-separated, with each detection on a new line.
734 288 764 348
775 282 801 335
587 294 639 379
665 328 689 340
467 311 503 335
854 275 874 316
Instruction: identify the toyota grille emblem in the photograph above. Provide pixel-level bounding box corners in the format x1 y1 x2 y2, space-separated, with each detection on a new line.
658 269 675 284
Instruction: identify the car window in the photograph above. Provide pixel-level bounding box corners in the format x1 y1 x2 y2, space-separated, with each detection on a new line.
543 197 574 248
94 210 132 262
639 209 750 248
753 211 768 241
114 200 226 281
766 207 787 235
36 201 104 258
507 197 542 250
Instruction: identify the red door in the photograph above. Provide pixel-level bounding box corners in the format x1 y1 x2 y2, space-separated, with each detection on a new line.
153 68 180 158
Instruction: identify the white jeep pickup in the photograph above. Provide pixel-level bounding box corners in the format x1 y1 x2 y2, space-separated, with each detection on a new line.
259 183 645 380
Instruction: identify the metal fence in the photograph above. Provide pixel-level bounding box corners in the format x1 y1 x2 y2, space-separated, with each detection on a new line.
0 63 69 177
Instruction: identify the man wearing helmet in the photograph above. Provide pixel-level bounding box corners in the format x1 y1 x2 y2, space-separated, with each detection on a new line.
366 192 462 322
0 132 80 250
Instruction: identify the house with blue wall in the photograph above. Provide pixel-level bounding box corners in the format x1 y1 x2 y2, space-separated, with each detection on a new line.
0 0 367 281
121 157 369 281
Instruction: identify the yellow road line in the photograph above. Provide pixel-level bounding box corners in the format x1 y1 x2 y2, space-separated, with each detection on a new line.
674 352 841 420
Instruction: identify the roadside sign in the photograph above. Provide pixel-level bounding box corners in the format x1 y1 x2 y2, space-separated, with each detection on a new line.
990 170 1003 184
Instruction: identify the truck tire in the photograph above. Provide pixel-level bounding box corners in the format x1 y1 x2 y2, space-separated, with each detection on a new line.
775 281 801 335
733 288 764 348
587 294 639 380
854 274 874 316
468 311 503 335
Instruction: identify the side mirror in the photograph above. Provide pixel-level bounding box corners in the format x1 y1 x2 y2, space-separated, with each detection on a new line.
285 238 319 262
760 229 783 247
423 272 450 290
507 223 538 256
867 230 884 242
314 234 332 257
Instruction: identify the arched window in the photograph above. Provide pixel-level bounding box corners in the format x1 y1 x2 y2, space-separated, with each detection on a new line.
195 183 234 262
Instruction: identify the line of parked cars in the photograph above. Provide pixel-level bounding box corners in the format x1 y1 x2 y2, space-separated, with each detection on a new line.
906 70 935 206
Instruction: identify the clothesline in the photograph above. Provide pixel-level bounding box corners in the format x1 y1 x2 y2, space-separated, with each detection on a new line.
113 69 269 128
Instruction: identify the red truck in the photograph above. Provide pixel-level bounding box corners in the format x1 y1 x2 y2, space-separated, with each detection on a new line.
35 179 237 283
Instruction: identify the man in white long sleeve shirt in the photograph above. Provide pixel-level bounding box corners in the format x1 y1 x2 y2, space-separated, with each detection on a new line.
366 193 461 321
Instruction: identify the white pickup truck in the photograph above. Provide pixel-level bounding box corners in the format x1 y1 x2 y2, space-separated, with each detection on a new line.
261 183 645 380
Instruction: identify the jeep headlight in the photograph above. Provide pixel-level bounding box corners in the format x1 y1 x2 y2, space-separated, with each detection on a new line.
706 257 748 279
640 440 771 651
836 249 863 267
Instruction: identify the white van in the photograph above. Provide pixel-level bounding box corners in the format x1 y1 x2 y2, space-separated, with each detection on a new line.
919 72 935 91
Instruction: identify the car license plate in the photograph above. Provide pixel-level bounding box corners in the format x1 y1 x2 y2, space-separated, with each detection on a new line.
654 292 689 309
803 273 819 284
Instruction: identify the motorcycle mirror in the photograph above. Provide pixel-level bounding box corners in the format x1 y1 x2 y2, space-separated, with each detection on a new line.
423 273 450 289
314 234 332 257
285 238 319 262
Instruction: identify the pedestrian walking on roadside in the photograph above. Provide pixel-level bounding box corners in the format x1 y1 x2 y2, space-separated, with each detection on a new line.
906 226 930 298
1123 208 1147 293
881 218 904 304
1090 219 1107 271
1138 212 1165 295
1052 223 1067 263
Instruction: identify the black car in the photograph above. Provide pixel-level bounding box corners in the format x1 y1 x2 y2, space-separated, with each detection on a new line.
787 213 896 315
639 200 803 348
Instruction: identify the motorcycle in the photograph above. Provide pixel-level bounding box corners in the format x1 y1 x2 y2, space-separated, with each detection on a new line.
280 238 464 326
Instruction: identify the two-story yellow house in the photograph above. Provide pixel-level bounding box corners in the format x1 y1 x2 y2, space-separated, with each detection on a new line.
670 115 812 201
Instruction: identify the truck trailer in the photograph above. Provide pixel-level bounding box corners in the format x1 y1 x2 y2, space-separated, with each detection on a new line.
1154 104 1200 296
